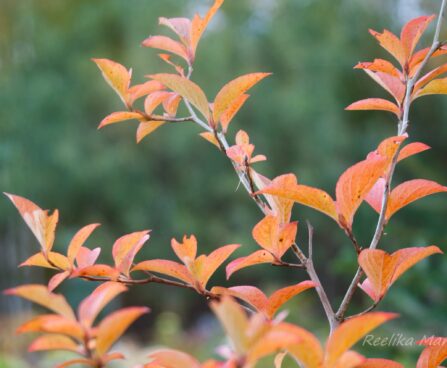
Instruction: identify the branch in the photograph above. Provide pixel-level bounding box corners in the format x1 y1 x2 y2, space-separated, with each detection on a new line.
336 0 447 323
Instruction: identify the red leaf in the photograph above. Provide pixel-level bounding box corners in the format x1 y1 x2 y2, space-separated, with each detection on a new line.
363 71 405 104
354 59 402 78
400 15 435 59
417 337 447 368
358 358 404 368
397 142 430 162
346 98 401 117
75 247 101 269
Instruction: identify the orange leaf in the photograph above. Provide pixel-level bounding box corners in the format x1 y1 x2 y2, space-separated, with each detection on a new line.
359 246 442 302
414 77 447 98
332 351 365 368
409 45 447 76
4 285 75 320
128 80 165 106
400 15 435 59
5 193 59 256
213 73 270 124
252 215 297 259
256 174 338 223
354 59 402 78
281 323 324 368
18 314 84 341
335 155 387 230
397 142 430 162
57 359 97 368
149 74 209 119
346 98 401 117
142 35 189 62
369 29 406 67
358 358 404 368
98 111 143 129
324 312 398 366
137 121 166 143
96 306 149 356
92 58 131 106
363 70 405 103
191 0 224 55
28 334 79 353
20 251 70 270
75 247 101 269
210 296 249 355
147 349 201 368
386 179 447 220
67 224 100 265
112 231 150 277
163 93 182 116
75 265 120 281
226 250 275 279
132 259 193 285
78 282 128 328
159 17 192 47
266 281 315 319
197 243 240 287
211 286 269 313
199 131 221 149
417 337 447 368
171 235 198 265
144 91 171 115
414 63 447 92
374 135 406 163
220 93 250 133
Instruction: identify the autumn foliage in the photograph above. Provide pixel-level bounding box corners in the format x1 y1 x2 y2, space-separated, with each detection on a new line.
4 1 447 367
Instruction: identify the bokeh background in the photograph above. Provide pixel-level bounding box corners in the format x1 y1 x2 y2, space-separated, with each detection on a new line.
1 0 446 367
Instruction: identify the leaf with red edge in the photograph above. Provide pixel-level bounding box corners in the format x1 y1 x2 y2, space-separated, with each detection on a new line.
324 312 398 367
369 29 406 67
414 77 447 98
67 224 100 265
363 71 405 103
78 282 128 328
128 80 165 106
256 174 338 223
213 73 270 124
132 259 193 285
112 231 150 277
417 337 447 368
76 247 101 269
147 349 201 368
266 281 315 319
359 246 442 302
386 179 447 220
149 74 209 119
4 285 75 320
98 111 143 129
191 0 225 55
142 36 189 62
18 314 84 341
195 244 240 288
226 250 275 279
400 15 435 59
354 59 402 78
29 334 79 353
75 265 121 281
346 98 401 117
48 271 70 292
96 306 149 356
335 155 388 230
5 193 59 256
92 58 131 106
397 142 430 161
358 358 404 368
220 93 250 133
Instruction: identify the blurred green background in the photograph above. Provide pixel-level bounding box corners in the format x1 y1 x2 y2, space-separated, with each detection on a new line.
0 0 446 367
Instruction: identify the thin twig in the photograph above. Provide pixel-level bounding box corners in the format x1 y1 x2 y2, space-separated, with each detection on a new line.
336 0 447 323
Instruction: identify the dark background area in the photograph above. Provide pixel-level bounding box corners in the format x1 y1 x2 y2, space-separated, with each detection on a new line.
0 0 446 366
